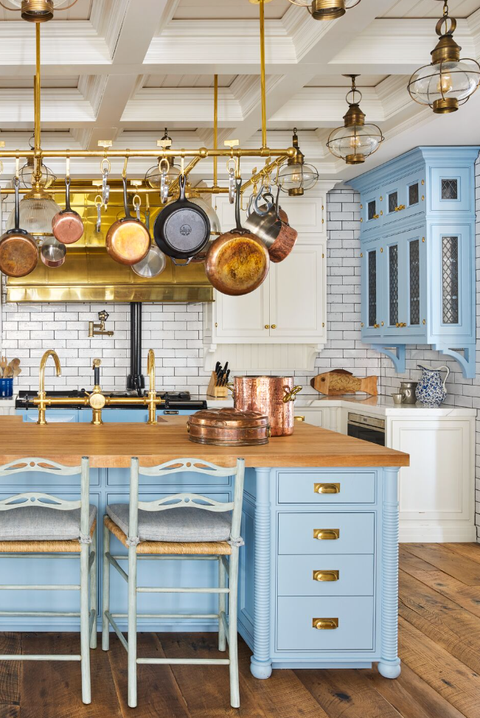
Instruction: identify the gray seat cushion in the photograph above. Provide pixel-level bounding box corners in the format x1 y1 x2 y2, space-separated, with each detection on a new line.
0 505 97 541
107 503 232 543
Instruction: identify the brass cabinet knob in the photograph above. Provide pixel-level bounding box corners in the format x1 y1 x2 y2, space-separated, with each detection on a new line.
313 570 339 582
265 325 270 329
312 618 339 630
295 415 305 422
271 324 277 329
373 324 380 329
373 214 379 219
314 483 340 494
313 528 340 541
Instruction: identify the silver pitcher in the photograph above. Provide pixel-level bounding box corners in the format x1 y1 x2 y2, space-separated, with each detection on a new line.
400 381 418 405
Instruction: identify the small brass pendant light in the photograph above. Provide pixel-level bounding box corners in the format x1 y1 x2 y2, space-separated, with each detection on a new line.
408 0 480 114
0 0 79 22
327 75 384 165
285 0 361 20
277 129 319 196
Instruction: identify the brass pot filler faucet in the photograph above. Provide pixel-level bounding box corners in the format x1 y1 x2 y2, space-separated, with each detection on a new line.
34 348 160 426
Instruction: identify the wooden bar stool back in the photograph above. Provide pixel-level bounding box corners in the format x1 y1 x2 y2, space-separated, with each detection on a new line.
102 456 245 709
0 456 96 705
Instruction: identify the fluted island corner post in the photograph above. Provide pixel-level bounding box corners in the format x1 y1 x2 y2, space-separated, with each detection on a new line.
250 467 273 679
378 466 401 679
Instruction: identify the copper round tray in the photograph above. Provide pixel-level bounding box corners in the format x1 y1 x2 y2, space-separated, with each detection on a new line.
187 408 270 446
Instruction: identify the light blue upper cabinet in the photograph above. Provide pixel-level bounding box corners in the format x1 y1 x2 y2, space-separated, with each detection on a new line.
350 147 479 378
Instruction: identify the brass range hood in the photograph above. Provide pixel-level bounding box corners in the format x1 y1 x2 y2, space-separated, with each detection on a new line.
7 181 213 303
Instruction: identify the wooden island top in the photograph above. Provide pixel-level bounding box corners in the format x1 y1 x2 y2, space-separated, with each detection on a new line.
0 416 409 468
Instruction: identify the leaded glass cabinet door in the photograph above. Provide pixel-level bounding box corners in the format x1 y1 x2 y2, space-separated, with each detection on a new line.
402 227 427 340
361 239 385 339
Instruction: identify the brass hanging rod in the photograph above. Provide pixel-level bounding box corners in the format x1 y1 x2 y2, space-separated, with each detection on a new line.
0 148 295 159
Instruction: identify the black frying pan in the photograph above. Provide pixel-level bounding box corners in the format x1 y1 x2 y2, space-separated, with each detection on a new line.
154 174 210 262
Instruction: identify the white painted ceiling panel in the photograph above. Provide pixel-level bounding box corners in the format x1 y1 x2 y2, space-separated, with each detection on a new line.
144 74 237 88
379 0 480 18
306 75 388 87
173 0 291 20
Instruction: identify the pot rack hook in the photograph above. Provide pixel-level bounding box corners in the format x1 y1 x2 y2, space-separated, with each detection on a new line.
122 155 129 180
98 139 112 175
14 156 20 180
65 156 70 180
133 193 141 221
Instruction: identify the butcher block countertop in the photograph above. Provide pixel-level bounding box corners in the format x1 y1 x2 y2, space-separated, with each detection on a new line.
0 416 409 469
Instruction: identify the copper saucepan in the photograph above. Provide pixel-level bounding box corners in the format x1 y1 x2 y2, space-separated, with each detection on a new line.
245 186 298 263
51 176 84 244
40 236 66 268
205 178 269 296
106 178 150 265
0 177 38 278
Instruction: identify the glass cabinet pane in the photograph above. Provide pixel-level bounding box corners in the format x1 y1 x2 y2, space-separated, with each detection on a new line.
388 192 398 214
442 236 459 324
368 200 376 220
441 179 458 200
389 245 398 326
409 239 420 326
368 250 377 327
408 183 419 206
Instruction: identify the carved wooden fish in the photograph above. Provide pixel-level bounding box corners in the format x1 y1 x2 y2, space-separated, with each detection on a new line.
310 370 378 396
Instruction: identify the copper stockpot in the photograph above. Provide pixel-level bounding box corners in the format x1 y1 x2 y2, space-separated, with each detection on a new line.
187 407 270 446
233 376 302 436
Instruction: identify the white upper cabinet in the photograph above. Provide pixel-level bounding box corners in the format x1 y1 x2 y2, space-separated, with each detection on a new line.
203 186 330 356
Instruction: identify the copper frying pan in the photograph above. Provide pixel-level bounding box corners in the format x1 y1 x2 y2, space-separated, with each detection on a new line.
205 178 269 296
51 176 84 244
0 177 38 278
106 178 150 266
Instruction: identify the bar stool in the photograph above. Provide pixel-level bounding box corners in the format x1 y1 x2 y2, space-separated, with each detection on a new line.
102 457 245 709
0 456 97 704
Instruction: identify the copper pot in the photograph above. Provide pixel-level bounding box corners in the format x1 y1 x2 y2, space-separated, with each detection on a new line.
187 407 270 446
0 177 38 278
204 178 269 296
106 178 150 266
245 187 298 263
233 376 302 436
51 176 84 244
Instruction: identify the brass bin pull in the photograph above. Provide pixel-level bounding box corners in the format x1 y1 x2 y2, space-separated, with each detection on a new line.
312 618 339 630
314 483 340 494
313 529 340 541
313 570 339 582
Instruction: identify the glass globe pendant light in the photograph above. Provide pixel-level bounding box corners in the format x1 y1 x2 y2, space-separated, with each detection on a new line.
277 129 319 197
0 0 79 22
286 0 361 20
327 75 384 165
408 0 480 114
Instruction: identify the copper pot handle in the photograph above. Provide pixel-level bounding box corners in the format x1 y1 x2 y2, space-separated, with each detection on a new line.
283 385 302 403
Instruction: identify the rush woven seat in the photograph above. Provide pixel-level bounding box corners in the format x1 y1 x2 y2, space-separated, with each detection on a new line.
0 520 96 553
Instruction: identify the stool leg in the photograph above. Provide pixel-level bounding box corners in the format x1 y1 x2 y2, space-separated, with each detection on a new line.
128 544 138 708
80 542 92 704
218 556 227 651
228 549 240 709
89 525 98 649
102 522 110 651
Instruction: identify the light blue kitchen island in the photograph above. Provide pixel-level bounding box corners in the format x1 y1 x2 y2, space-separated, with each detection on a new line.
3 408 409 679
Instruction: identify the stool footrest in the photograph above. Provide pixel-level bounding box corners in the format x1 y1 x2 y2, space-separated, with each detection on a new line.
0 654 81 661
137 658 230 666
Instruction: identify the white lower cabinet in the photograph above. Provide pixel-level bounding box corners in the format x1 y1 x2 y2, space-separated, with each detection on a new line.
295 406 342 433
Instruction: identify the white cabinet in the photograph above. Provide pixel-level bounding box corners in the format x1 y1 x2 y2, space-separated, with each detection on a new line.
296 406 342 433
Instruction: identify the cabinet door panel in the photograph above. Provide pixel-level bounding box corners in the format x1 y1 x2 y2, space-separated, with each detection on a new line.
213 282 270 339
361 239 385 340
270 242 325 339
429 166 473 213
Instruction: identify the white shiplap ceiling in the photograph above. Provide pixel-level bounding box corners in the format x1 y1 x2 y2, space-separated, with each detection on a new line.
0 0 479 181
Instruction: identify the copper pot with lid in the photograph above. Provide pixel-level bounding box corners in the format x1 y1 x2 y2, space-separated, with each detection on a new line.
0 177 38 278
187 407 270 446
232 375 302 436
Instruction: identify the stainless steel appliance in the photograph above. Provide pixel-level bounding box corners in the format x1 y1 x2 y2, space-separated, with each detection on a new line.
347 412 385 446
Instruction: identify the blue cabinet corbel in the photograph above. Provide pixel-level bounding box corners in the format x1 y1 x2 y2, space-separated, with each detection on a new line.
350 147 479 378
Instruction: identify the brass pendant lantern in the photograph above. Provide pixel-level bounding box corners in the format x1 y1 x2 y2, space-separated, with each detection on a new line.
277 129 319 197
286 0 361 20
408 1 480 114
0 0 79 22
327 75 384 165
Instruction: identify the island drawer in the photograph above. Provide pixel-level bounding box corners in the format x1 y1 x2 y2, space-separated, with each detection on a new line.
277 554 374 596
278 512 375 555
277 471 376 505
277 596 374 651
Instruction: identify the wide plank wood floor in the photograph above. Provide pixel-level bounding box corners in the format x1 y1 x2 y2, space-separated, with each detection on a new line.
1 542 480 718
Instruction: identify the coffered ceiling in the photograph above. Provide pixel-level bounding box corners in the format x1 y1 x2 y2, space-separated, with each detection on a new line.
0 0 479 182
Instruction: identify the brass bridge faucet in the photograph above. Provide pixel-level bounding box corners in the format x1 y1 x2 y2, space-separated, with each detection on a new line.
34 349 161 426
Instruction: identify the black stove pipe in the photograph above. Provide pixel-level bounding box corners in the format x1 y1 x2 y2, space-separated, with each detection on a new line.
126 302 145 393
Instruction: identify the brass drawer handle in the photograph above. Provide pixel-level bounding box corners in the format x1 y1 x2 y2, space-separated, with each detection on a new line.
314 483 340 494
313 570 339 582
295 415 306 422
312 618 339 630
313 529 340 541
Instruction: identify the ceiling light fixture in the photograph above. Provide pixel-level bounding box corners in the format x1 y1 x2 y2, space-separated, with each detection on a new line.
286 0 361 21
408 0 480 114
144 128 181 192
0 0 79 22
277 129 319 196
326 74 384 165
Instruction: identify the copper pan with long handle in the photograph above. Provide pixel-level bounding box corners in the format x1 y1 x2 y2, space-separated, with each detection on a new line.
51 175 84 245
204 178 269 296
106 177 150 266
0 177 38 278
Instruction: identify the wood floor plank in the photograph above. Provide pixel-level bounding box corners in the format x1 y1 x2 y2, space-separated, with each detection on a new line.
296 668 403 718
19 632 122 718
404 543 480 585
400 546 480 619
399 570 480 674
398 616 480 718
0 706 20 718
0 633 20 706
365 663 467 718
443 542 480 564
107 632 191 718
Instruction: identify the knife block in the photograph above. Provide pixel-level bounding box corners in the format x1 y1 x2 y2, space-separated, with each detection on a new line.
207 371 230 399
